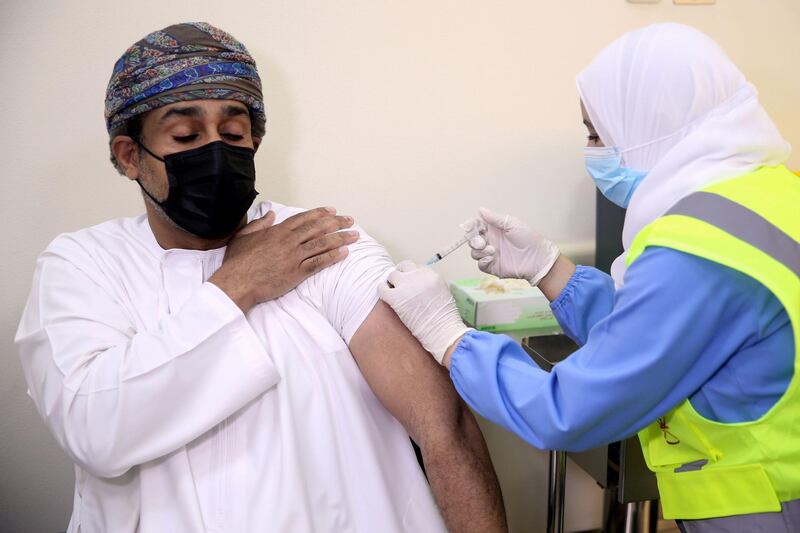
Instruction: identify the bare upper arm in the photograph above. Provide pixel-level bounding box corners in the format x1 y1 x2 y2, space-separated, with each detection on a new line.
348 300 464 443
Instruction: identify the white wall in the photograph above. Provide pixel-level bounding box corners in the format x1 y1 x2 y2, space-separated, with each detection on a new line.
2 1 798 531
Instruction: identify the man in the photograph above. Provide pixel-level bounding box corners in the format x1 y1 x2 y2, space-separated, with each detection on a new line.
16 22 505 533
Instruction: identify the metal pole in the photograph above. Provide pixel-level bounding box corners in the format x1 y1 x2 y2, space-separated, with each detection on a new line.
624 501 638 533
624 500 658 533
547 450 567 533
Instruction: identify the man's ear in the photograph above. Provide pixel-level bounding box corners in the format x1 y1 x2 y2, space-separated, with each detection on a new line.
253 136 262 153
112 136 141 180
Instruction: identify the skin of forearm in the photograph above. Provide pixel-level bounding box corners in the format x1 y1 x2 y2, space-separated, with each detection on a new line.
349 302 507 532
208 267 255 313
416 398 508 533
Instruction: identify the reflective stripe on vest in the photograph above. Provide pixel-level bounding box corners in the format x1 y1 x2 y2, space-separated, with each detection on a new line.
666 191 800 277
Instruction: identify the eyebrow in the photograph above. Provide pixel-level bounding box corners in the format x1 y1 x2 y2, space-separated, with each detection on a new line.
159 106 204 123
157 104 249 123
583 119 594 128
222 105 248 118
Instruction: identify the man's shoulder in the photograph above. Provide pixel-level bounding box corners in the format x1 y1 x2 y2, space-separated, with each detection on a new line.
250 200 306 224
252 199 393 276
43 215 153 266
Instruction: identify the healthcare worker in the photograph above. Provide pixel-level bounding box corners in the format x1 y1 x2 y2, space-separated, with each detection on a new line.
380 23 799 532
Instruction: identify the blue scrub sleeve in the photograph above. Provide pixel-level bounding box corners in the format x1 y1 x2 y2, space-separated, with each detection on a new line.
449 247 776 451
549 265 615 345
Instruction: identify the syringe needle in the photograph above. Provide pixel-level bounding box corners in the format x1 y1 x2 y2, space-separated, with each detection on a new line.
426 235 470 265
425 220 484 266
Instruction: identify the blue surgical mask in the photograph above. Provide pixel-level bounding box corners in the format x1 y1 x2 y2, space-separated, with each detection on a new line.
584 146 647 208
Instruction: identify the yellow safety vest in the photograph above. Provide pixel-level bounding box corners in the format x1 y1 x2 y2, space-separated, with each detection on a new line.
626 165 800 520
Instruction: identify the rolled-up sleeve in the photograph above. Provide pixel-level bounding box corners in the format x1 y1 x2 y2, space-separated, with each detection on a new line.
296 226 395 345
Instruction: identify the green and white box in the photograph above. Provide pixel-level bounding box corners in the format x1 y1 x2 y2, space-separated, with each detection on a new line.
450 278 561 335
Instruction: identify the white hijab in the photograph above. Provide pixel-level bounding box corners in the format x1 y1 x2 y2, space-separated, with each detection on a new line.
576 23 791 286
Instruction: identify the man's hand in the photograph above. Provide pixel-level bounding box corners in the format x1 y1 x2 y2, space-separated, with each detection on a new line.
210 207 359 312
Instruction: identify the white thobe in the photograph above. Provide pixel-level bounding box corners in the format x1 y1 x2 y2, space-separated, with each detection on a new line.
16 201 446 533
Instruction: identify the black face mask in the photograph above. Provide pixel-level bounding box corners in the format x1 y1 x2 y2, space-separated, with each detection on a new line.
136 140 258 239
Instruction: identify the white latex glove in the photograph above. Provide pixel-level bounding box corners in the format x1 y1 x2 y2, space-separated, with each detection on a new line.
463 207 560 286
378 261 473 365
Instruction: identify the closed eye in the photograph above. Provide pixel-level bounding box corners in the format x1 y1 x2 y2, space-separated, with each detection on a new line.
173 134 199 143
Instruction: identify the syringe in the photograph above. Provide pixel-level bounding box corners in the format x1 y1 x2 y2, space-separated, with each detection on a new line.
426 224 483 265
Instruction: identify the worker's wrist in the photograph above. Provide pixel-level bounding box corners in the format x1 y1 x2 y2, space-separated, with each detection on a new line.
441 331 469 369
537 254 577 302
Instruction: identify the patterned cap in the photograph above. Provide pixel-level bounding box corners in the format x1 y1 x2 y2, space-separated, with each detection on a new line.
105 22 266 138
